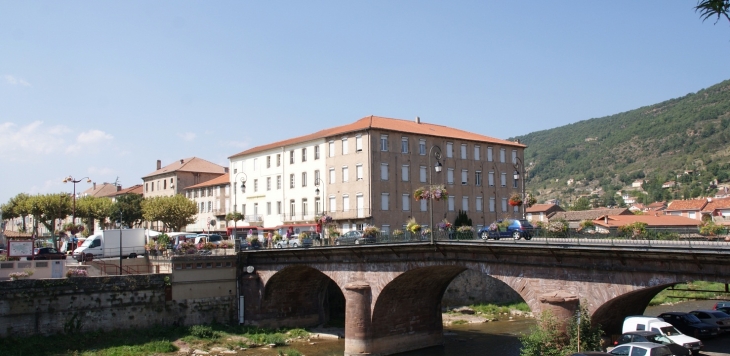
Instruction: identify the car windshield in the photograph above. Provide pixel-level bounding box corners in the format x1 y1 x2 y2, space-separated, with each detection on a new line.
80 237 95 247
518 219 532 226
647 334 672 345
712 311 730 318
683 314 703 323
659 326 681 336
209 235 222 242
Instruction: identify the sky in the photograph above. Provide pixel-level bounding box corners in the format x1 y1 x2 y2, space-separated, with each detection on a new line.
2 1 730 204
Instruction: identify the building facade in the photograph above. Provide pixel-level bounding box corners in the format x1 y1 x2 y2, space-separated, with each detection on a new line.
183 173 231 233
228 116 526 235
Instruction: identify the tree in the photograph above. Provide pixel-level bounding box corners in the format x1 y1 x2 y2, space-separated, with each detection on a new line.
1 193 32 232
75 196 113 234
520 304 603 356
26 193 72 247
110 194 144 228
225 212 244 235
141 194 197 231
696 0 730 24
454 210 472 227
570 197 591 211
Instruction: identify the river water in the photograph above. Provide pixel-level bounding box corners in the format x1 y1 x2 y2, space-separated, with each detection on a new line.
237 300 730 356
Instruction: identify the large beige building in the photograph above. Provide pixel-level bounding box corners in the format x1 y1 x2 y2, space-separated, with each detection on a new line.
228 116 526 235
142 157 227 198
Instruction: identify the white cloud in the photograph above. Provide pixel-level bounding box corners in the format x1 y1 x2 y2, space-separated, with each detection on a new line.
0 121 68 158
178 132 196 141
66 129 113 153
4 75 31 87
88 166 114 176
224 140 249 149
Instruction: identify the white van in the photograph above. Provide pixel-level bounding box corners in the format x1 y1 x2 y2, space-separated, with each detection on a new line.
622 316 703 355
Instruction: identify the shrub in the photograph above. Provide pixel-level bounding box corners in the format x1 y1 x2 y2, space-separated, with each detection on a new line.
189 325 220 339
363 226 380 237
66 269 88 278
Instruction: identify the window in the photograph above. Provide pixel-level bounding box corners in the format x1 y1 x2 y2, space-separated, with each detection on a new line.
502 198 508 212
381 225 390 235
277 201 282 214
448 196 455 211
446 142 453 158
420 166 427 183
401 137 408 153
489 197 495 212
380 135 388 151
266 156 271 168
475 171 482 186
342 166 349 182
163 180 167 189
512 149 517 164
474 145 480 160
461 169 468 185
447 168 454 184
356 135 362 152
254 179 258 192
302 148 307 162
514 204 519 213
420 199 427 211
402 194 410 211
487 147 493 162
419 139 426 155
513 175 518 189
145 183 148 192
276 154 281 167
462 196 468 211
207 201 212 212
476 196 483 211
489 171 495 187
277 175 281 189
253 158 257 170
329 141 335 157
302 199 308 216
266 177 271 191
356 164 363 180
315 197 321 214
290 200 295 217
290 174 295 189
242 204 246 216
302 172 307 187
501 172 506 187
402 165 409 181
381 163 389 180
342 138 348 155
266 202 271 215
500 148 506 163
290 150 295 164
342 195 349 212
381 193 389 210
314 170 320 183
461 144 467 159
314 145 320 159
329 168 335 184
329 195 336 213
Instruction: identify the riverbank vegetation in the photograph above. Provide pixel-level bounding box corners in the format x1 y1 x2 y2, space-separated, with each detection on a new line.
0 324 309 356
650 281 730 306
520 304 602 356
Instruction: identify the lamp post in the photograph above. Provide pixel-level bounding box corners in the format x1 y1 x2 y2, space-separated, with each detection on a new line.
428 145 443 244
232 172 247 238
63 176 91 225
513 157 525 218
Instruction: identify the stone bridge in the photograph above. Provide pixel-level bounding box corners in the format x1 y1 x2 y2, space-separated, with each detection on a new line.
237 241 730 355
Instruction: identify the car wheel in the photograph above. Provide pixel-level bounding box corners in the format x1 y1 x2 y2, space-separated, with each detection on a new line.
481 232 489 240
129 253 137 259
513 231 521 240
524 235 532 241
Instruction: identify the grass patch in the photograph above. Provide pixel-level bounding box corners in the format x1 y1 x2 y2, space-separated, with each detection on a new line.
278 348 303 356
468 301 530 316
649 281 730 306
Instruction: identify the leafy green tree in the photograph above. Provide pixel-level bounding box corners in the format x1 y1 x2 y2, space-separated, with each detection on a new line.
76 196 113 233
1 193 32 232
110 194 144 228
520 304 603 356
26 193 72 246
696 0 730 24
225 211 244 230
141 194 197 231
454 210 472 227
570 197 591 211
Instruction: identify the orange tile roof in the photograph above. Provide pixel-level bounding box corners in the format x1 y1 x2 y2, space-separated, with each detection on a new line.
526 204 564 213
701 197 730 212
665 199 709 211
186 173 230 189
112 184 143 196
82 183 119 197
592 214 700 228
229 115 526 158
143 157 226 179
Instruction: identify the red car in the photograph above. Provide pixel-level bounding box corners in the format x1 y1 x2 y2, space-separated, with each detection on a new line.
33 247 67 260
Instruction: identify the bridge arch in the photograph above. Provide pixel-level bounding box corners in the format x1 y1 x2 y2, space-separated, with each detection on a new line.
592 282 675 334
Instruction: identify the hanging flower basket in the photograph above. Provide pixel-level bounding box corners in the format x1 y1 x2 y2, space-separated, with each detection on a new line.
430 185 448 201
414 187 430 201
508 193 523 206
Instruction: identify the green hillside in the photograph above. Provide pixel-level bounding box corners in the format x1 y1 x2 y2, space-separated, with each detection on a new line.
515 79 730 206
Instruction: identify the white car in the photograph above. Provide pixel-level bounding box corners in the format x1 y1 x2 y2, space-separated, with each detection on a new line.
609 342 672 356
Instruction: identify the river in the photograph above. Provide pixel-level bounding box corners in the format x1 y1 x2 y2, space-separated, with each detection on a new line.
236 300 730 356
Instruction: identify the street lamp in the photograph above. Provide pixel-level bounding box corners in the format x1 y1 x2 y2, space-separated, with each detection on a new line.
429 145 443 244
63 176 91 225
513 157 525 218
233 172 247 212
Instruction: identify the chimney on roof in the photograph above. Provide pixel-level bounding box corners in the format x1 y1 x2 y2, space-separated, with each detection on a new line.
93 182 96 190
157 160 161 170
180 159 184 164
515 139 521 144
415 116 420 124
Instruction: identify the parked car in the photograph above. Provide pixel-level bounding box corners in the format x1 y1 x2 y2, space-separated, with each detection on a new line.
614 331 690 356
622 316 703 355
570 352 613 356
477 219 534 240
274 236 312 248
33 247 66 260
657 312 720 339
609 342 673 356
689 310 730 332
713 301 730 310
196 234 223 246
334 230 376 245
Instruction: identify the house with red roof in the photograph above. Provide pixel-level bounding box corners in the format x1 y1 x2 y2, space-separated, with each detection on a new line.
700 197 730 226
664 198 709 221
183 173 231 233
525 204 564 223
592 214 701 233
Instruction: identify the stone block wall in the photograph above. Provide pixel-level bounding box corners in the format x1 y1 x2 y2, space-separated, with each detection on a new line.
441 269 523 308
0 274 235 338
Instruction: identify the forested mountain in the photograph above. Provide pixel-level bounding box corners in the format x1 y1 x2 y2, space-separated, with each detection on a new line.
515 79 730 207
